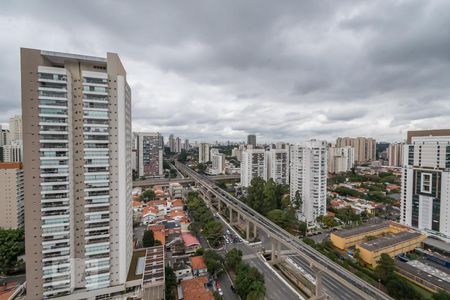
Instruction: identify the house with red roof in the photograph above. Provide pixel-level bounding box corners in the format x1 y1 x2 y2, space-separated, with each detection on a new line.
182 232 201 254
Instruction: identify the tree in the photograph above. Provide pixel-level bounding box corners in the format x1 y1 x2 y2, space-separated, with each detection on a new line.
178 149 188 163
235 263 265 299
298 221 307 237
433 290 450 300
225 248 243 272
216 180 227 189
197 163 207 173
204 220 224 247
0 228 25 275
246 280 266 300
374 253 396 283
165 265 177 300
292 190 303 211
245 177 266 213
141 189 155 202
204 250 224 277
142 230 156 247
385 276 422 300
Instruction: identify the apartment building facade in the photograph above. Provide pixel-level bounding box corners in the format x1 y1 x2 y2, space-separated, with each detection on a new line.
400 130 450 240
328 146 355 174
266 148 289 185
21 48 133 299
0 162 24 229
290 140 328 226
240 149 266 187
136 132 163 178
388 142 404 167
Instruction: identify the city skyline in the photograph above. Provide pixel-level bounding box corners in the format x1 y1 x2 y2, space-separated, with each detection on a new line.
1 1 450 142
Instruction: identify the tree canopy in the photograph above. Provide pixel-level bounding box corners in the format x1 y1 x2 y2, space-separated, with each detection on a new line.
0 228 25 275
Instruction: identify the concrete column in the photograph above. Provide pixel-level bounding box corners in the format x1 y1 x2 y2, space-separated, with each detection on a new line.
229 208 233 223
218 199 221 212
315 270 323 297
253 223 257 239
271 239 276 261
246 221 250 240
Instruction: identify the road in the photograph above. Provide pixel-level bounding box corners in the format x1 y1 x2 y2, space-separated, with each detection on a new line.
174 161 392 300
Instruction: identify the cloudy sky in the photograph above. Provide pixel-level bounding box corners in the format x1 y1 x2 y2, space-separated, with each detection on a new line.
1 1 449 143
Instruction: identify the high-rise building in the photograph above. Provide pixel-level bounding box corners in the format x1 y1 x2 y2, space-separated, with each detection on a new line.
136 132 163 178
184 138 189 151
175 137 182 153
266 148 289 185
290 140 327 226
1 142 23 162
240 149 266 187
247 134 256 147
328 146 354 174
168 134 175 153
21 48 132 299
9 115 23 142
0 124 10 147
388 143 404 167
336 137 376 163
199 143 210 163
0 162 24 229
211 153 226 175
400 130 450 239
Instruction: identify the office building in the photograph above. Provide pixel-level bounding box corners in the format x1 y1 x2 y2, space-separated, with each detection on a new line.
0 162 24 229
400 129 450 240
240 149 266 187
388 142 404 167
199 143 210 163
136 132 163 178
290 140 327 226
328 146 354 174
336 137 376 163
21 48 133 299
184 138 189 151
211 153 226 175
9 115 23 142
168 134 175 153
266 148 289 184
247 134 256 147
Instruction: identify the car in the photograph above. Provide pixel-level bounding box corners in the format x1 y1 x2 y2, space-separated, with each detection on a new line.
218 288 223 296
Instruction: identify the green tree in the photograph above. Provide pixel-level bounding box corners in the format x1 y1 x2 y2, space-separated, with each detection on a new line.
298 221 307 237
245 177 266 213
235 263 265 299
433 290 450 300
385 276 422 300
204 250 224 277
197 163 207 173
246 280 266 300
0 228 25 275
141 189 156 202
142 230 156 247
374 253 396 283
225 248 243 272
178 149 188 163
204 220 224 247
292 190 303 211
165 265 177 300
216 180 227 189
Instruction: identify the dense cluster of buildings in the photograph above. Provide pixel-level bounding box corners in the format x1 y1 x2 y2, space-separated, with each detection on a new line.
0 115 23 162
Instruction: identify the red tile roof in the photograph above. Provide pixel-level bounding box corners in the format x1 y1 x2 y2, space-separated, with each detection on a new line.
190 256 207 270
181 232 200 247
181 277 214 300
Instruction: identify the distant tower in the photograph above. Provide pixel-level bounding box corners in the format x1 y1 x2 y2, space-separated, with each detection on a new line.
247 134 256 147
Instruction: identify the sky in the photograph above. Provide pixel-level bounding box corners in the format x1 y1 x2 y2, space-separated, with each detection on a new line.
1 1 450 143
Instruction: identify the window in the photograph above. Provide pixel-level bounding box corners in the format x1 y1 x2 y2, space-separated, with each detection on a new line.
421 173 432 193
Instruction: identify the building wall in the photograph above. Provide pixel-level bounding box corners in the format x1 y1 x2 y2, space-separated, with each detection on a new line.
400 133 450 239
0 163 23 229
240 149 266 187
335 137 375 163
137 132 163 177
21 48 132 299
388 143 404 167
199 143 210 163
266 148 289 184
328 146 354 174
289 140 327 225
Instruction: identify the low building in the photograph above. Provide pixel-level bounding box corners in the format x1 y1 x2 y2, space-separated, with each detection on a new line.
357 231 426 267
191 256 208 277
330 222 406 250
172 256 193 281
180 276 214 300
169 182 183 199
182 232 201 254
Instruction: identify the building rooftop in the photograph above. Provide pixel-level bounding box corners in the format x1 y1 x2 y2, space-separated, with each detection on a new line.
126 249 147 282
424 237 450 255
142 246 165 286
0 162 22 169
359 231 423 252
332 222 389 238
191 256 207 270
180 277 214 300
182 232 200 247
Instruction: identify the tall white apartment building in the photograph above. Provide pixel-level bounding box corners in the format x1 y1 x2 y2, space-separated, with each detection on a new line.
0 125 10 147
388 142 404 167
1 142 23 162
211 153 226 175
240 149 266 187
136 132 163 177
336 137 376 163
266 148 289 184
328 146 354 174
290 140 328 226
400 130 450 240
21 48 133 299
9 115 23 142
199 143 210 163
175 137 182 153
168 134 175 152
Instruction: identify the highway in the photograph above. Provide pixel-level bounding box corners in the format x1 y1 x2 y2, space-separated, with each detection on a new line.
175 161 392 300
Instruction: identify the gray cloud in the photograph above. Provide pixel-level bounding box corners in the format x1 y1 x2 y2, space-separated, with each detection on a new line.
1 0 450 143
